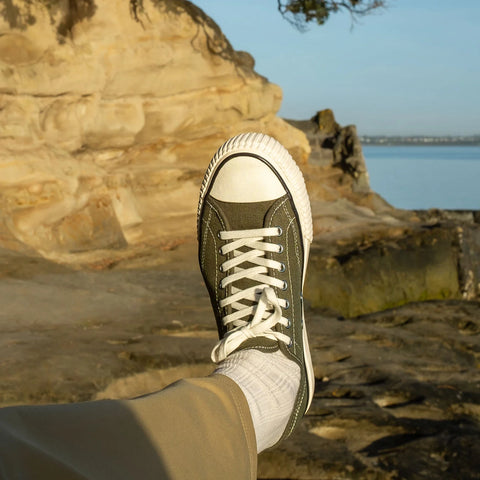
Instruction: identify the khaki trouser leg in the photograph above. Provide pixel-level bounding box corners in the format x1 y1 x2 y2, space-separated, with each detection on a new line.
0 375 257 480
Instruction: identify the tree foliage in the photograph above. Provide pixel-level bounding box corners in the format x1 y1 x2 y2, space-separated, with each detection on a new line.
277 0 387 30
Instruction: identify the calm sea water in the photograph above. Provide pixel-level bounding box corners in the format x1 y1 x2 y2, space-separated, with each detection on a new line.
362 145 480 210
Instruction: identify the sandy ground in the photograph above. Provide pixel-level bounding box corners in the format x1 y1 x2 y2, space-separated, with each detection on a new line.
0 241 215 406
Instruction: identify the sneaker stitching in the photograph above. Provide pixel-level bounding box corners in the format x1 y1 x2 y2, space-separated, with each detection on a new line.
283 203 301 268
269 197 289 221
285 215 296 355
267 196 289 284
203 200 228 319
286 378 306 438
270 199 301 357
282 203 301 358
248 345 278 353
258 345 277 351
270 205 307 439
282 202 308 437
205 201 229 320
205 200 227 233
286 215 304 360
200 207 213 268
205 222 220 315
281 204 308 438
268 199 286 342
202 212 222 318
267 203 283 314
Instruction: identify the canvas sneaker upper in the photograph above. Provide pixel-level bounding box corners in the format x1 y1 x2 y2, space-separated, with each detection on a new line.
197 133 314 440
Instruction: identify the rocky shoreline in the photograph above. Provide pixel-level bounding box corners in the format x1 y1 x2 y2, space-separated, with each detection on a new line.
306 210 480 317
287 112 480 318
1 241 479 479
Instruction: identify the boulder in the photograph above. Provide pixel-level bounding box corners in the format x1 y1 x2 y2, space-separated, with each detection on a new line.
0 0 310 260
304 225 461 317
288 109 371 195
312 108 339 135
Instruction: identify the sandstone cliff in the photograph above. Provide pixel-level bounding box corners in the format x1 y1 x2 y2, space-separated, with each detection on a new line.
0 0 309 260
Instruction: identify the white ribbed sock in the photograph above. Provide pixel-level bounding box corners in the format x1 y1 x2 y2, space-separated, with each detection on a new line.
214 349 300 453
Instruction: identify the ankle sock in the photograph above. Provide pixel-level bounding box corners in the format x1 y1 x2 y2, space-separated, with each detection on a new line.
214 349 300 453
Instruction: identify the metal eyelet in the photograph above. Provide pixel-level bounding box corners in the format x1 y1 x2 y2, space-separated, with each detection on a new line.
279 262 286 273
277 227 283 236
218 248 223 255
217 232 222 239
283 300 290 309
277 244 284 254
282 281 288 291
219 281 224 289
219 265 224 273
288 339 293 348
286 319 291 329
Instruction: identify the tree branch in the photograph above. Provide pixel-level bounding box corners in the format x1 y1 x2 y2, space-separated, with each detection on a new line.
277 0 388 30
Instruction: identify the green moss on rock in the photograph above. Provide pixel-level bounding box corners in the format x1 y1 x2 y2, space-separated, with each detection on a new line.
305 226 461 317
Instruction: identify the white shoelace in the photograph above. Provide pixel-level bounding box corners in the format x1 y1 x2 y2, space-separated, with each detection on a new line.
211 227 292 363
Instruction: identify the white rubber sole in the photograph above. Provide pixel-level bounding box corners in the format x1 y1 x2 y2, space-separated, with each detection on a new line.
197 132 315 411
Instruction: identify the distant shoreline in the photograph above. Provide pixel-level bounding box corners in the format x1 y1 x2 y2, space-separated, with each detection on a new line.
360 135 480 146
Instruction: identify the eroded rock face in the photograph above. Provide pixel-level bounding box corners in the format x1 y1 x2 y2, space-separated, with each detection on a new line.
0 0 309 259
288 109 371 196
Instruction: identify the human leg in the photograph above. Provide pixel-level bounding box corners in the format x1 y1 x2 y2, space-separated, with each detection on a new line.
0 375 256 480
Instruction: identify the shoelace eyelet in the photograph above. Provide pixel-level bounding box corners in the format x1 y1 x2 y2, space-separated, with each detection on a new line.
277 244 284 254
279 262 286 273
286 319 291 329
282 280 288 291
219 265 224 273
277 227 283 236
288 339 293 348
283 299 290 309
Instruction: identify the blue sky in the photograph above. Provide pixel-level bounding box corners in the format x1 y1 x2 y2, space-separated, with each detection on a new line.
193 1 480 136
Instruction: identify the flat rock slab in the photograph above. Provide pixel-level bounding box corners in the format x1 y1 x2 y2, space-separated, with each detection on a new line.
259 301 480 479
0 242 216 404
0 244 479 479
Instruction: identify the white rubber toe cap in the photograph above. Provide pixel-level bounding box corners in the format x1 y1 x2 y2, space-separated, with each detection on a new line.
209 156 286 203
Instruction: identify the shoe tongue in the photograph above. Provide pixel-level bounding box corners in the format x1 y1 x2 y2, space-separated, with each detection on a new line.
211 197 279 295
210 198 278 230
208 195 285 330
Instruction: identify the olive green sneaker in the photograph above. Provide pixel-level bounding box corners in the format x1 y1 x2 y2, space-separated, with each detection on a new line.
197 132 314 439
